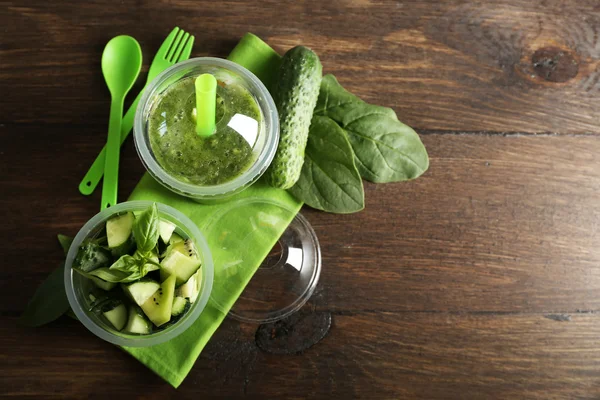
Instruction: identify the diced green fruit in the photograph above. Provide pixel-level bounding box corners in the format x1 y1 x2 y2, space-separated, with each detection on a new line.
160 268 169 283
169 233 184 244
141 274 176 327
106 212 134 248
123 280 160 306
161 297 191 328
171 296 189 316
265 46 323 189
160 250 201 285
110 236 134 258
74 241 111 272
123 306 151 334
159 220 176 244
176 269 201 303
91 276 117 291
88 291 123 315
103 303 127 331
169 239 199 258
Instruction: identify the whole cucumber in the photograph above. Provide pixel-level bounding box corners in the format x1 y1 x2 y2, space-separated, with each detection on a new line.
266 46 322 189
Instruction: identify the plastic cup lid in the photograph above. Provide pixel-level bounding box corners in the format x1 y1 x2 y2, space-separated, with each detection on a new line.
202 198 321 324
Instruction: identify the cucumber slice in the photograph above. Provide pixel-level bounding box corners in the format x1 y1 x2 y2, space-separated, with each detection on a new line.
141 274 176 327
123 280 160 306
169 233 184 244
176 269 201 303
160 251 201 285
91 276 117 291
74 241 111 272
159 220 176 244
171 296 189 316
106 212 134 249
103 303 127 331
110 236 134 258
123 306 152 334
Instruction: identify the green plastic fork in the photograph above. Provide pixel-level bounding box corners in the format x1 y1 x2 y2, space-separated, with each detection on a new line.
79 27 195 195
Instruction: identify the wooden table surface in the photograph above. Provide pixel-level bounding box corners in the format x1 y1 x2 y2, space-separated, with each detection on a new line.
2 1 600 398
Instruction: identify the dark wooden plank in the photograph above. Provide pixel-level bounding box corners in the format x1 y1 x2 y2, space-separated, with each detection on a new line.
309 133 600 313
3 1 600 398
3 0 600 133
245 312 600 399
3 312 600 399
3 125 600 315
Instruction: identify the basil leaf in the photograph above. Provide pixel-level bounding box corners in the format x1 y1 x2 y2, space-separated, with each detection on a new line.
75 251 159 284
142 255 161 271
78 267 130 282
20 263 70 327
109 254 139 274
315 75 429 183
141 262 160 276
132 251 160 276
133 203 159 253
57 234 74 256
289 116 364 213
87 252 158 283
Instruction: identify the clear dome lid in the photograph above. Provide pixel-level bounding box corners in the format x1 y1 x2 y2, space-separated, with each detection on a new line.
203 198 321 323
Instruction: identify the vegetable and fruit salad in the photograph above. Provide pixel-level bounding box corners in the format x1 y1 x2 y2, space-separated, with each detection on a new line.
72 203 202 334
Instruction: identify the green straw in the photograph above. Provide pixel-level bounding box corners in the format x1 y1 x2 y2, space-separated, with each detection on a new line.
195 73 217 137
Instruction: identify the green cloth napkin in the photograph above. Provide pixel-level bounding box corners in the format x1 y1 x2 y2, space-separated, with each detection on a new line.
123 34 301 388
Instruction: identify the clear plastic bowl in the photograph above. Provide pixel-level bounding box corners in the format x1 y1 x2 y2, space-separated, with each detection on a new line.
133 57 279 202
64 201 214 347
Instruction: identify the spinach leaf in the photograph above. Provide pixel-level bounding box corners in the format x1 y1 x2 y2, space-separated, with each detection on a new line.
65 309 78 321
315 75 429 183
289 116 364 213
133 203 159 253
57 234 74 256
20 263 70 327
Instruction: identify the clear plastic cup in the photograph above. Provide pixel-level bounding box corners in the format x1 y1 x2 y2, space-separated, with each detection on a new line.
64 201 214 347
133 57 279 202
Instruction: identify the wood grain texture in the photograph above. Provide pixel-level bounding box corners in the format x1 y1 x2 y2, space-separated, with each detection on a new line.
3 312 600 399
2 0 600 398
3 126 600 398
3 0 600 133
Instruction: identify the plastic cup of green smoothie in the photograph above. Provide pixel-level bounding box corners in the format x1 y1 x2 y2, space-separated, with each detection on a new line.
133 58 279 202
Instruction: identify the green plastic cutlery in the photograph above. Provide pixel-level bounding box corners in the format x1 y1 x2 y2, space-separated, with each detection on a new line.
100 35 142 210
79 27 195 196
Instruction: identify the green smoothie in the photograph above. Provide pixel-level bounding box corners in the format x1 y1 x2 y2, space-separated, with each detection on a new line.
148 76 262 186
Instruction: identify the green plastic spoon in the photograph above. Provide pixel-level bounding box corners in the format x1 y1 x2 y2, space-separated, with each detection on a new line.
100 35 142 210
